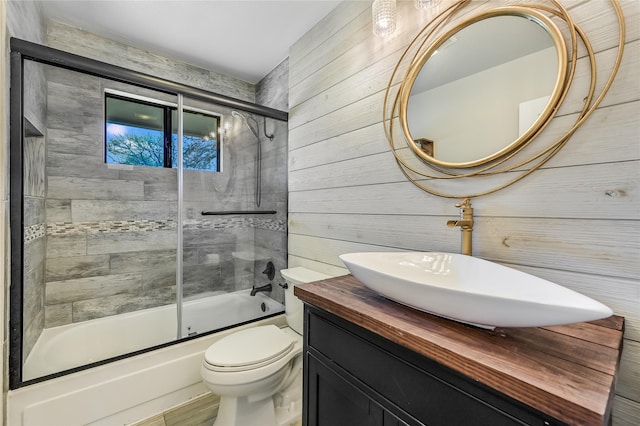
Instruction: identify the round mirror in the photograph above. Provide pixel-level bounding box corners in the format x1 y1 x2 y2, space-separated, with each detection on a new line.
401 9 567 168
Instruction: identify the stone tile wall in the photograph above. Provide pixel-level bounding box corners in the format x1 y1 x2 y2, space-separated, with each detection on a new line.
41 65 181 326
39 55 288 328
6 0 49 371
255 60 290 303
22 65 47 363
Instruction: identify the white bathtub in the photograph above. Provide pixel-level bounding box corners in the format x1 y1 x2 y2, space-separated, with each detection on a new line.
23 290 284 380
9 290 287 426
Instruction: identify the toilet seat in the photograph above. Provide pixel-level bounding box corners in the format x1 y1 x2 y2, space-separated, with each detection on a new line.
204 325 295 372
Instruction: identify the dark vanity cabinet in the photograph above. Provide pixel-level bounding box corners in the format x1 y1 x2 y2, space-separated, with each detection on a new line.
303 306 561 426
296 275 624 426
306 351 408 426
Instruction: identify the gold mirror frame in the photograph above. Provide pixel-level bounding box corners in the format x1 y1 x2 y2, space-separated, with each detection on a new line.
401 7 567 169
384 0 626 199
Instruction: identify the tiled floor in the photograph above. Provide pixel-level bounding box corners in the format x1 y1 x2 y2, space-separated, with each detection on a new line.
130 391 304 426
129 392 219 426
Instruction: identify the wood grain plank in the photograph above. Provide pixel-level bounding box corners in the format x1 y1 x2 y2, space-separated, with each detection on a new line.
288 0 640 421
616 339 640 402
289 3 370 91
290 40 637 151
288 233 639 343
290 161 640 221
591 315 626 331
289 212 639 280
499 326 621 375
289 0 370 69
543 320 625 350
48 21 255 102
557 40 639 117
290 101 639 174
613 394 640 425
47 176 145 201
569 0 640 51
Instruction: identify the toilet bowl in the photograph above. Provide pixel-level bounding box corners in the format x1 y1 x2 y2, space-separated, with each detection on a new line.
201 267 332 426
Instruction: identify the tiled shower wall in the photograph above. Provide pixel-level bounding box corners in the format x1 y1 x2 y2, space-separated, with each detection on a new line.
5 0 49 378
41 67 184 327
23 21 289 329
255 58 289 296
21 62 47 363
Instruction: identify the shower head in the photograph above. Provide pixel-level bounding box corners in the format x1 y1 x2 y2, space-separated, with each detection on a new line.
231 110 259 140
231 110 245 121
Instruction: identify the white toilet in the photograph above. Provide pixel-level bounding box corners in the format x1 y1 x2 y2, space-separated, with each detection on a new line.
201 267 332 426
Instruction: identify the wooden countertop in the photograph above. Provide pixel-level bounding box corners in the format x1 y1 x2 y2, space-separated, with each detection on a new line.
295 275 624 426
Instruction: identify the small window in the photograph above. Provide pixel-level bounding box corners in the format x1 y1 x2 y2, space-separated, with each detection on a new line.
171 109 220 172
105 93 220 172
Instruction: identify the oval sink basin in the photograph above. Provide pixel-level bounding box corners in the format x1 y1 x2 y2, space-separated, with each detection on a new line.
339 252 613 329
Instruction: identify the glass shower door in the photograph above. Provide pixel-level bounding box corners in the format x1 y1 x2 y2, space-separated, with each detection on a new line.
179 99 286 338
19 60 180 381
12 43 288 388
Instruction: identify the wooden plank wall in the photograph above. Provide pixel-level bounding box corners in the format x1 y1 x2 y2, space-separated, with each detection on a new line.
287 1 639 423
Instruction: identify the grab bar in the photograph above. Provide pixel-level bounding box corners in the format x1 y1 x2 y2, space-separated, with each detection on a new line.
201 210 277 216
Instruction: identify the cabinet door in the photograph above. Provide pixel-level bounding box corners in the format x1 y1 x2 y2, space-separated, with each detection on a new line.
382 410 411 426
305 307 558 426
306 353 410 426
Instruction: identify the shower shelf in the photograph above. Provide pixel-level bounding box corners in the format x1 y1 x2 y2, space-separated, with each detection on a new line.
201 210 277 216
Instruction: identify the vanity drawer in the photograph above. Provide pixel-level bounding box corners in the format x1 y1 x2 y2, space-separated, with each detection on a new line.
305 306 565 426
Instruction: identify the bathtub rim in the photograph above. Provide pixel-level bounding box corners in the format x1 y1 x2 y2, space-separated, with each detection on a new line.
19 291 284 388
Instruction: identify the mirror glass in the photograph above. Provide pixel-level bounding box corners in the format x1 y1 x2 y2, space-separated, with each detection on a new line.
406 15 559 165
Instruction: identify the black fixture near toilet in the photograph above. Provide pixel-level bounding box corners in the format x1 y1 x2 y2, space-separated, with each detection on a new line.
250 283 272 296
262 261 276 280
251 261 276 295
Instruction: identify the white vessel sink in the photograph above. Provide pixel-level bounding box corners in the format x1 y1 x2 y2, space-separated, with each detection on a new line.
339 252 612 329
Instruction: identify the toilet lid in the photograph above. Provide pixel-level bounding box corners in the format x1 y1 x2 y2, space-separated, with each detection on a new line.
204 325 294 371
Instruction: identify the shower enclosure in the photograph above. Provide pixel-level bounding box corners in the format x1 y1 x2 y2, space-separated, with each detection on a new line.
9 39 288 388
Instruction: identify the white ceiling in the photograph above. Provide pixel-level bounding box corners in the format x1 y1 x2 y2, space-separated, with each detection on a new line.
40 0 342 84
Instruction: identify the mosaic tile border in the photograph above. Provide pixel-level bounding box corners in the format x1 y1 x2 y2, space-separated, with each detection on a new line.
24 223 46 242
24 217 286 242
182 218 287 232
48 220 178 236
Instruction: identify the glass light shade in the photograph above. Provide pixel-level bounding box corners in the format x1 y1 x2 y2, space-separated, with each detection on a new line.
372 0 397 37
415 0 441 9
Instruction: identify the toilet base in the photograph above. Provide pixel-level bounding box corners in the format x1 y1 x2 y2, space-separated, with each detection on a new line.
213 394 275 426
273 370 302 426
212 390 301 426
211 370 302 426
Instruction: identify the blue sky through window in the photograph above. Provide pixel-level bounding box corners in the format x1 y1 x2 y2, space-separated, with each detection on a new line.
106 94 219 171
106 123 164 167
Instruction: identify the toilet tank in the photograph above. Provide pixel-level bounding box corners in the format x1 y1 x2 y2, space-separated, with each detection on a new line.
280 267 333 334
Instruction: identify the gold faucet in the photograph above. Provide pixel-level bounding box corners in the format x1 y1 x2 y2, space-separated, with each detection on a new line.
447 198 474 256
